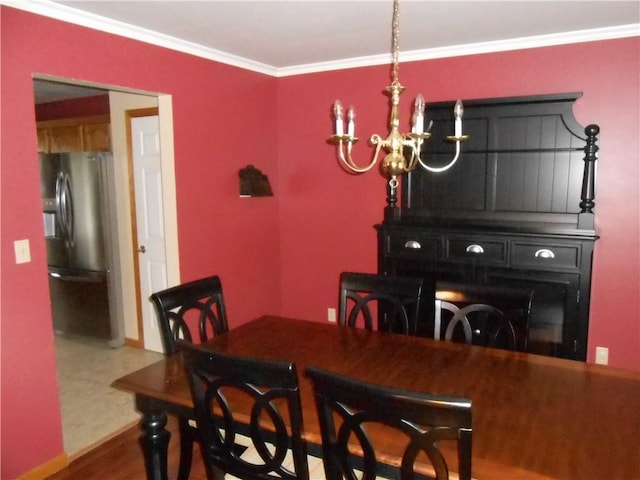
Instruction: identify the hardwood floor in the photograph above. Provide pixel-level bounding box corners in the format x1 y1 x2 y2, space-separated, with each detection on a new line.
46 416 326 479
47 416 207 480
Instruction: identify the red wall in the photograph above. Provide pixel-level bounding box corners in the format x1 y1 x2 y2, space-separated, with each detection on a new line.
1 5 638 477
276 40 640 371
1 7 280 478
35 94 110 120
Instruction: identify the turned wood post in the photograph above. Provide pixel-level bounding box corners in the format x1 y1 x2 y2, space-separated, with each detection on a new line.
578 124 599 229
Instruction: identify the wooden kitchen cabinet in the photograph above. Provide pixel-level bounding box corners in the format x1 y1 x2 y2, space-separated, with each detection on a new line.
37 115 111 152
82 120 111 151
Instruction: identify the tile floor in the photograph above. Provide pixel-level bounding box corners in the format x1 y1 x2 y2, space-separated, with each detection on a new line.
54 334 163 457
54 335 328 476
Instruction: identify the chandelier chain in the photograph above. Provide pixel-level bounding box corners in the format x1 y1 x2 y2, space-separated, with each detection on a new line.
391 0 400 84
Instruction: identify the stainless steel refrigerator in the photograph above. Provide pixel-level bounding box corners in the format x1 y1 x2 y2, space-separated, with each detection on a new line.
40 152 116 341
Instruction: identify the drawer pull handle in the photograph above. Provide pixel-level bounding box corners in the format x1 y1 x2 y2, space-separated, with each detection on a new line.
465 244 484 254
404 240 421 249
535 248 555 259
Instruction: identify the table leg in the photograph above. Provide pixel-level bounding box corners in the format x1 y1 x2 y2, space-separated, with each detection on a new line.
137 396 171 480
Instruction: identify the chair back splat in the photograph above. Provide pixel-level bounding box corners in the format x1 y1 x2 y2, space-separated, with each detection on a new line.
437 284 534 352
338 272 424 335
150 274 229 356
183 343 310 480
306 366 472 480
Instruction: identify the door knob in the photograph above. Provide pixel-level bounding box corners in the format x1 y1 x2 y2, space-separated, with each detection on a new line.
137 245 146 253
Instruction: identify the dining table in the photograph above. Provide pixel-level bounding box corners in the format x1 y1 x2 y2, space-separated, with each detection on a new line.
112 314 640 480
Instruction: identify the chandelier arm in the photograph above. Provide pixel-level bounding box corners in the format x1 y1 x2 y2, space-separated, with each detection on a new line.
337 140 380 173
417 140 462 173
402 137 421 171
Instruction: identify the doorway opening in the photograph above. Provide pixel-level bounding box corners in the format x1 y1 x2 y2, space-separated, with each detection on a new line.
32 76 179 455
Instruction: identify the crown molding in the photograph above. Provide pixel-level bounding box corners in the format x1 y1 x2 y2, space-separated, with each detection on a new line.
2 0 279 76
4 0 639 78
280 24 640 77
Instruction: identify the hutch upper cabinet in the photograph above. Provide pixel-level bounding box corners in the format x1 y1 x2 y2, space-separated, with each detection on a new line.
377 93 599 360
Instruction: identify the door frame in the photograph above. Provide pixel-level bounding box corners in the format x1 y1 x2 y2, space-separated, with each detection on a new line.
108 92 180 348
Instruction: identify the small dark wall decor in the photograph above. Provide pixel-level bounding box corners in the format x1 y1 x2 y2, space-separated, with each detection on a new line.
239 164 273 197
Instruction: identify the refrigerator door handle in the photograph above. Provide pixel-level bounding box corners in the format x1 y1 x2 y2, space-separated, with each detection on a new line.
49 269 107 283
56 171 75 247
55 172 66 239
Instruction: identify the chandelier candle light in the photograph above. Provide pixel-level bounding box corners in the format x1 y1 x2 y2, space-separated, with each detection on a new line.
329 0 468 189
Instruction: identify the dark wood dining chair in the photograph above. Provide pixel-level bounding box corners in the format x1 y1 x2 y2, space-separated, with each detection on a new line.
437 283 533 352
181 343 310 480
150 274 229 480
338 271 424 335
150 274 229 355
305 366 472 480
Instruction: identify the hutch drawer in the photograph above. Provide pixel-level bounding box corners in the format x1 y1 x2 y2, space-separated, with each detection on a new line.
445 237 507 265
386 233 441 260
510 241 581 271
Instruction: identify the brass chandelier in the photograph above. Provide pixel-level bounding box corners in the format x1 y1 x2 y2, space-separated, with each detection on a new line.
329 0 468 188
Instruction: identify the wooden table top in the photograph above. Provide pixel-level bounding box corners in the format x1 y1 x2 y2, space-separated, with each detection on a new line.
113 315 640 480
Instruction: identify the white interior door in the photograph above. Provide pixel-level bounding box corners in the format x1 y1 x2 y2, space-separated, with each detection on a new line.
132 115 167 352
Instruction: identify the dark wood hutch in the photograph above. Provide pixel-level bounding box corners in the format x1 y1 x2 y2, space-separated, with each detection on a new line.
376 93 599 361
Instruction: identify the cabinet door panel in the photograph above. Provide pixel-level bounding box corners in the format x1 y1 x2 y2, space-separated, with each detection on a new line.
482 270 580 360
410 152 488 211
48 125 83 152
83 123 111 151
382 257 471 338
37 128 49 153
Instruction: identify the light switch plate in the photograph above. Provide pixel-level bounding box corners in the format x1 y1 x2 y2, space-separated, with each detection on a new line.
14 239 31 264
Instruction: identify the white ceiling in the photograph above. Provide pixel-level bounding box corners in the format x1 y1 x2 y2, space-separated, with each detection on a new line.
10 0 638 102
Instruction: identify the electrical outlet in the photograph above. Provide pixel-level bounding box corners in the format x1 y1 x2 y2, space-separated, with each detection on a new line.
327 308 336 323
14 239 31 264
595 346 609 365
